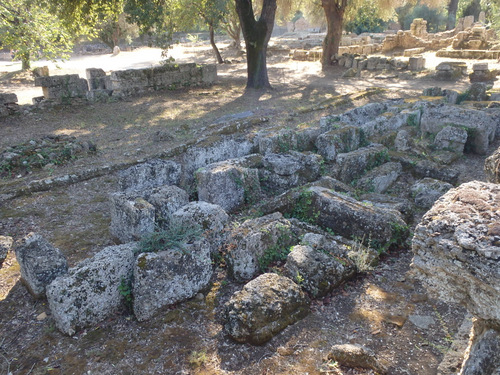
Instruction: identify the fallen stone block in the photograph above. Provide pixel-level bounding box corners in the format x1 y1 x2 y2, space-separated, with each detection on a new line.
410 177 453 208
434 126 468 153
171 201 229 253
118 159 182 193
299 186 408 248
315 126 361 162
133 239 212 321
412 181 500 323
196 160 261 212
356 161 402 194
335 144 389 183
0 236 13 268
420 103 496 155
15 233 68 298
259 152 323 194
257 129 298 154
46 243 136 335
284 245 355 298
459 321 500 375
224 273 310 345
225 212 299 282
485 146 500 183
109 194 156 243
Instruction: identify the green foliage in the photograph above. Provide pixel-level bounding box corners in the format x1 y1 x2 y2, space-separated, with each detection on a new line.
95 12 139 49
396 3 447 32
0 0 73 69
345 0 387 34
459 0 481 20
289 188 319 225
118 277 133 309
136 221 203 255
258 224 296 272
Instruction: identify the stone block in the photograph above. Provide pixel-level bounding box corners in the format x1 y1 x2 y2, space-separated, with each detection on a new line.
315 126 361 162
335 144 388 183
305 186 407 246
224 273 310 345
196 161 260 213
258 129 298 155
15 233 68 298
133 239 212 321
485 146 500 183
434 125 468 153
356 162 402 194
109 193 156 243
86 68 107 90
284 245 355 298
410 178 454 209
46 243 136 335
225 213 300 282
0 93 18 103
412 181 500 323
171 201 229 253
201 64 217 83
118 159 182 193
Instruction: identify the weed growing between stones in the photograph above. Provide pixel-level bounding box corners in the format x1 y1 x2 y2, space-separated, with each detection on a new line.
258 224 297 272
135 221 203 255
118 277 133 311
288 188 320 225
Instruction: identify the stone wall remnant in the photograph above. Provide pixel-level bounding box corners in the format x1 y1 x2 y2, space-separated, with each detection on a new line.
485 146 500 183
35 74 89 102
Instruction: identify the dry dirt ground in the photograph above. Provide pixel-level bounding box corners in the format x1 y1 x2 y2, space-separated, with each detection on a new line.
0 38 498 375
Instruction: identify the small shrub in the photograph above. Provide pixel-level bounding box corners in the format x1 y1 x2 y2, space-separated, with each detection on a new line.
118 277 133 309
135 221 203 255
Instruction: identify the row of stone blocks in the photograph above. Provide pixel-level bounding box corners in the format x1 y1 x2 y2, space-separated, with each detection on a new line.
34 63 217 102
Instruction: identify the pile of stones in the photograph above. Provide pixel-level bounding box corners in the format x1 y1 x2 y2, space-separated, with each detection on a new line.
8 86 500 367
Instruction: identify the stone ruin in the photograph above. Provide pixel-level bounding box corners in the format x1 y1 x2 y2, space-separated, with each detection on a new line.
0 63 217 118
5 82 500 371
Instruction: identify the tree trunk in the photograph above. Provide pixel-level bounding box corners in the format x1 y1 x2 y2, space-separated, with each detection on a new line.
446 0 459 30
236 0 276 89
209 25 224 64
321 0 347 69
21 53 30 70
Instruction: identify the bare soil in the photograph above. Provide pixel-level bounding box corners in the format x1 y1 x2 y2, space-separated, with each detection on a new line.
0 38 498 375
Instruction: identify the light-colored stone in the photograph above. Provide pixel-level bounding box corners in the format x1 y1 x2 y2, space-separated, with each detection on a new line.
118 159 182 193
109 194 156 243
171 201 229 253
224 273 310 344
46 243 136 335
412 181 500 325
15 233 68 298
356 162 402 194
336 144 388 183
315 126 361 162
434 126 468 153
133 239 212 321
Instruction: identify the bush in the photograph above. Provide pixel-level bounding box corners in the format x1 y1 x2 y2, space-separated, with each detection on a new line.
345 2 387 34
396 3 447 32
136 221 203 255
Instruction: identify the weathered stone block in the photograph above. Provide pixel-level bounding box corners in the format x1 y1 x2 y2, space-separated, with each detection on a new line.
15 233 68 298
46 243 136 336
485 147 500 183
224 273 310 345
118 159 182 193
420 104 496 155
259 152 323 194
196 161 260 213
133 239 212 321
335 144 388 183
356 162 402 194
412 181 500 321
409 55 425 71
109 194 155 243
226 213 298 282
257 129 298 155
86 68 108 90
434 126 468 153
304 186 407 246
171 201 229 253
411 178 453 208
284 245 355 298
326 344 387 374
315 126 361 162
0 93 18 103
